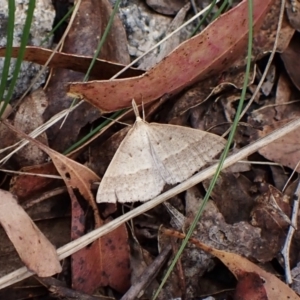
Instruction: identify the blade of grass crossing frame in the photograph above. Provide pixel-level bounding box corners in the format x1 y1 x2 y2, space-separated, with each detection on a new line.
153 0 254 298
0 0 36 117
0 1 15 117
212 0 232 21
41 6 75 46
191 0 218 36
62 0 124 153
63 109 125 155
83 0 122 81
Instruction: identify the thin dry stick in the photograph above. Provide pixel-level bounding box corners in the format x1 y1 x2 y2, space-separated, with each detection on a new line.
22 187 68 210
282 160 300 192
111 0 220 79
0 102 83 165
12 0 83 111
0 169 62 179
281 179 300 284
121 245 172 300
1 117 300 289
222 0 286 137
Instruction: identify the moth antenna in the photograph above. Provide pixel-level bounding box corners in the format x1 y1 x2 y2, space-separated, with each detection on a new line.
132 99 140 119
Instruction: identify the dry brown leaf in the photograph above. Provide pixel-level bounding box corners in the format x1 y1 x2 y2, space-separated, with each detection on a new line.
2 120 101 224
0 46 143 79
234 271 268 300
274 74 292 120
69 187 130 294
256 119 300 172
68 0 275 112
281 34 300 91
10 162 58 200
162 228 300 300
44 0 131 152
286 1 300 31
251 185 291 231
0 190 61 277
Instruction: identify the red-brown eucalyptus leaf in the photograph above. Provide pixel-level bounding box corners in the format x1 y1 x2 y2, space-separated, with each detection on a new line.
0 190 61 277
71 196 130 294
68 0 274 113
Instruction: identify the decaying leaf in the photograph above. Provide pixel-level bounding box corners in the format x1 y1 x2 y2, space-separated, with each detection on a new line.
44 0 131 152
68 0 275 112
2 120 100 224
251 185 291 231
281 34 300 91
0 190 61 277
256 119 300 171
10 162 58 200
162 228 300 300
70 188 131 294
286 0 300 31
0 47 142 79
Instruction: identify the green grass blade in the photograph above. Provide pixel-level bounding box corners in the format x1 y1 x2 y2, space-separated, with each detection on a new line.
63 0 123 153
0 0 15 116
211 0 231 21
0 0 36 117
63 109 124 155
83 0 122 81
153 0 254 298
41 6 75 45
191 0 218 36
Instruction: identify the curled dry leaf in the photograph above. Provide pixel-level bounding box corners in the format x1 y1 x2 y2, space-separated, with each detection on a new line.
0 190 61 277
44 0 131 153
68 0 274 112
2 120 101 224
0 46 143 79
162 228 300 300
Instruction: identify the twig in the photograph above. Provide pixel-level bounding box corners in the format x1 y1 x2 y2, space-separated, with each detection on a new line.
281 179 300 284
222 0 286 137
121 245 172 300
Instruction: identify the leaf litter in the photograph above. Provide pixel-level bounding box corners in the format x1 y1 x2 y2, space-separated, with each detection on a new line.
2 0 300 299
